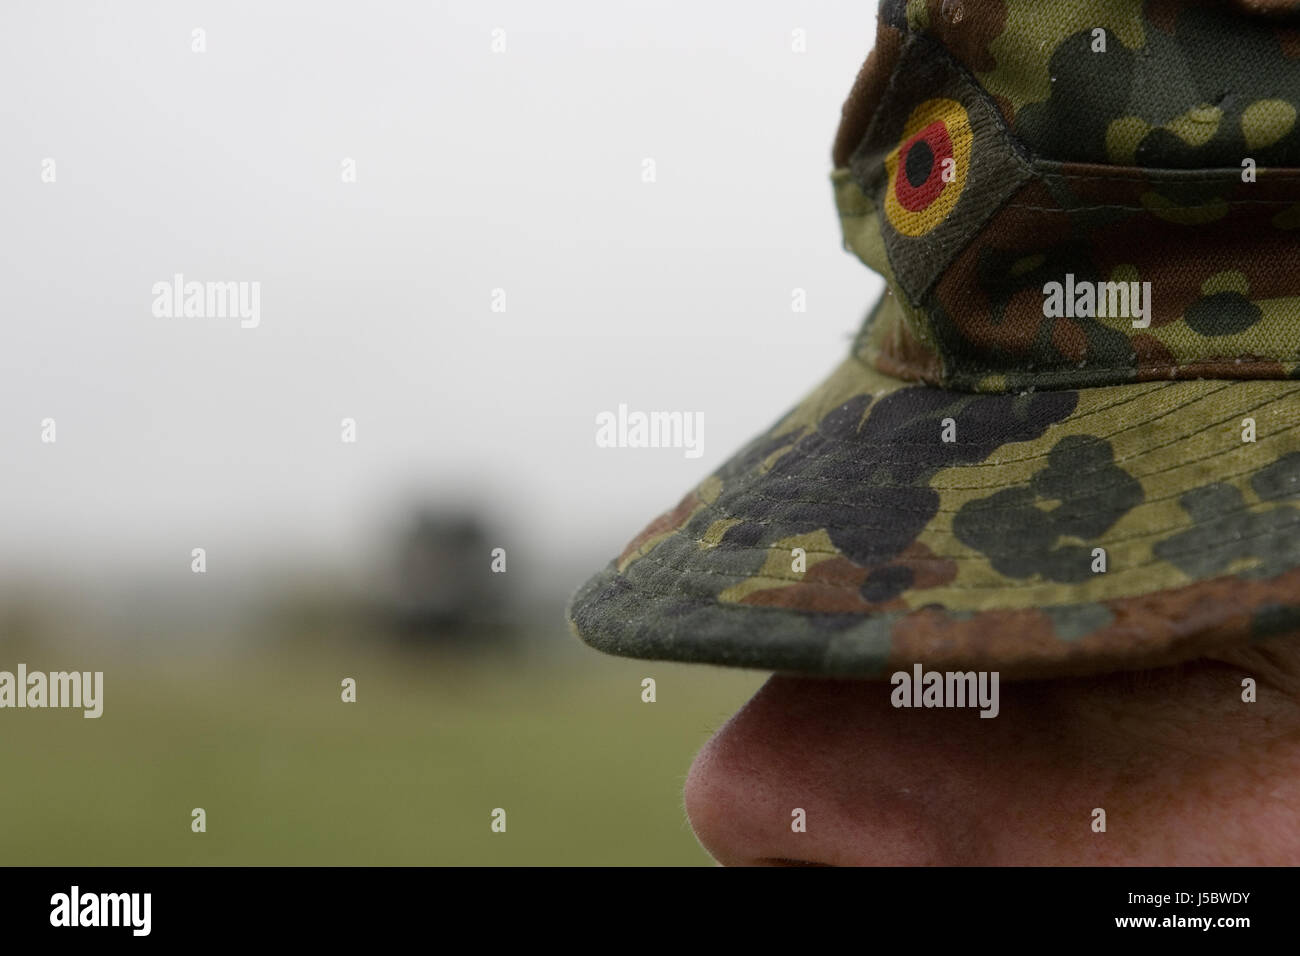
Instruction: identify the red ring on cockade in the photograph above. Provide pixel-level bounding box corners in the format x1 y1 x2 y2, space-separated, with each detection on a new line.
894 120 954 213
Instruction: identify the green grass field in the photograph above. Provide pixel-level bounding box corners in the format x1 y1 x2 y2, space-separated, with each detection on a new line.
0 632 765 865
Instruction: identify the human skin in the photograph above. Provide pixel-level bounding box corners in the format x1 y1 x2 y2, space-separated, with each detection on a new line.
683 642 1300 865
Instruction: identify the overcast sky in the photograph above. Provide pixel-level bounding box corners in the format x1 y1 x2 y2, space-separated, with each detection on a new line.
0 1 883 596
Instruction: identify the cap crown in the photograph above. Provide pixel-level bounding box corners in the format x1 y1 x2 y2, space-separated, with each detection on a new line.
835 0 1300 391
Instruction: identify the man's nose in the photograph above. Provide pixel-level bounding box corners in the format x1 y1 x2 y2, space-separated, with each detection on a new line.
682 674 1022 866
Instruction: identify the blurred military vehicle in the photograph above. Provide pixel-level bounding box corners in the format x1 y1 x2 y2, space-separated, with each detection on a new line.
379 509 515 644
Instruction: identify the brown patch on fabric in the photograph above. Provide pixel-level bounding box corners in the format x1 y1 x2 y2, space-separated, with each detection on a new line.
832 21 904 167
1084 200 1300 329
1146 0 1181 33
741 542 957 614
1133 334 1177 381
939 277 1047 361
1050 317 1089 362
742 556 872 613
890 605 1065 671
885 567 1300 680
923 0 1007 73
617 489 700 568
1003 287 1051 352
933 179 1077 360
990 92 1015 127
897 540 959 591
1279 27 1300 57
870 310 946 385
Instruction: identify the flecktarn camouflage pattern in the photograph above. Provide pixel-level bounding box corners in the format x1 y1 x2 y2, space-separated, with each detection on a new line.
568 0 1300 679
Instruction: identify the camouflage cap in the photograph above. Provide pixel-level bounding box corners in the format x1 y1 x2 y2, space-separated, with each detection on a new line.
568 0 1300 680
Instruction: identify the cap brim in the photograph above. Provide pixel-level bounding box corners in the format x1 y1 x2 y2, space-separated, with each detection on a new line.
568 353 1300 679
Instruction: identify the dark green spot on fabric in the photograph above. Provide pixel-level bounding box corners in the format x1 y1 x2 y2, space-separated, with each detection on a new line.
1155 460 1300 578
1185 291 1262 336
1251 451 1300 501
953 435 1143 582
861 565 913 603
